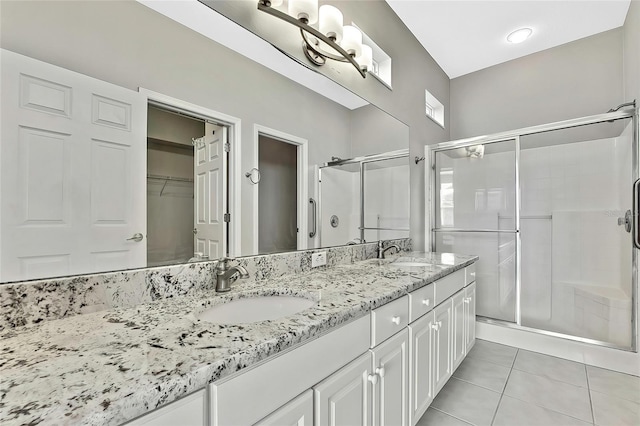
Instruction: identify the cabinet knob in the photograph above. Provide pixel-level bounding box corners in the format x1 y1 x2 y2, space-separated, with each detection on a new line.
422 299 430 306
391 316 401 325
438 321 442 327
375 367 385 378
431 323 439 331
367 374 378 385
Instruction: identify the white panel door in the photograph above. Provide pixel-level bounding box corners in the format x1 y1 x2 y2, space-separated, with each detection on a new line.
194 123 225 260
433 300 453 396
465 281 477 352
0 49 146 282
371 329 409 426
408 312 435 426
314 352 373 426
255 390 314 426
452 290 466 371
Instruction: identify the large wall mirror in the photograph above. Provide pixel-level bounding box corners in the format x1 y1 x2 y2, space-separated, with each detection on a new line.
0 0 409 284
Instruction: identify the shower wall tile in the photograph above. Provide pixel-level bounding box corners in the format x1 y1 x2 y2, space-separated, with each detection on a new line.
0 238 411 331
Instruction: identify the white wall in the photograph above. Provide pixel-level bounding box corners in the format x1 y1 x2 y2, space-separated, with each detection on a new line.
450 29 624 140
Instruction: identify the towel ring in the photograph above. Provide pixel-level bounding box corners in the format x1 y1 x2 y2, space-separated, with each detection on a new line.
245 167 261 184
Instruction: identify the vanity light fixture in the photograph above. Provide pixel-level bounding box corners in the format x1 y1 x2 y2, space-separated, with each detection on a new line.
506 27 533 44
257 0 371 78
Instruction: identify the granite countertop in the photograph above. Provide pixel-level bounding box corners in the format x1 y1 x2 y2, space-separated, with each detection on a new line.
0 252 477 426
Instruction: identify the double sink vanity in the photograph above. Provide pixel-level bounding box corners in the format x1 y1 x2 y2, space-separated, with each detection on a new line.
0 249 477 426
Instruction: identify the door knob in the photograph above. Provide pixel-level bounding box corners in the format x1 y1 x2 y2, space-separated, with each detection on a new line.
126 233 144 242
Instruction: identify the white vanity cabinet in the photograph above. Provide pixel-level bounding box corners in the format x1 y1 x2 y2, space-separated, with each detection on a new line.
452 289 467 371
256 390 314 426
465 282 477 351
407 266 477 426
315 296 410 426
314 353 374 426
432 299 453 396
371 329 409 426
125 389 207 426
122 262 476 426
408 311 436 425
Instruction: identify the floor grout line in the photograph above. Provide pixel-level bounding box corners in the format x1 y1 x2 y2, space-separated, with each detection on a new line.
450 375 506 395
585 365 596 425
430 407 476 425
489 348 517 425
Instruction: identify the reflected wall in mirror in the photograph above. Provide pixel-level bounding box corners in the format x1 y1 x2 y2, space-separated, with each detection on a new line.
0 1 409 284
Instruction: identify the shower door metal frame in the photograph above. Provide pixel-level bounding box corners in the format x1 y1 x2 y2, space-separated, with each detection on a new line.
318 149 409 247
429 108 638 352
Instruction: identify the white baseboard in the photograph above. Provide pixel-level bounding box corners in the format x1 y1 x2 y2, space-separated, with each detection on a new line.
476 321 640 377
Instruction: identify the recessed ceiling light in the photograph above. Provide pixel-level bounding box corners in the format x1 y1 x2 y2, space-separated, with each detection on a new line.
507 27 533 44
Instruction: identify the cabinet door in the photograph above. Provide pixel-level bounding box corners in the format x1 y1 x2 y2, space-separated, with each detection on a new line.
408 312 435 426
371 329 409 426
314 352 373 426
256 390 313 426
433 300 452 396
452 290 466 372
465 282 477 352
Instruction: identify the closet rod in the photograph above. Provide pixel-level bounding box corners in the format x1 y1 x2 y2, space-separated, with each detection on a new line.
147 174 194 183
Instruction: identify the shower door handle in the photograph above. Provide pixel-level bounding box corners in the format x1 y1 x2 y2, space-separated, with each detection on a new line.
634 179 640 249
309 198 317 238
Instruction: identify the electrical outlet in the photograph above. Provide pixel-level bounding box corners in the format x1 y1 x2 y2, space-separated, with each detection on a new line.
311 251 327 268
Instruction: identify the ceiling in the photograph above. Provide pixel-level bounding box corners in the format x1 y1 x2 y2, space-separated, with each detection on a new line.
386 0 631 79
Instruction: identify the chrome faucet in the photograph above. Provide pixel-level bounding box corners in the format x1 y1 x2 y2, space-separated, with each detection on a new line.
377 240 401 259
215 257 249 292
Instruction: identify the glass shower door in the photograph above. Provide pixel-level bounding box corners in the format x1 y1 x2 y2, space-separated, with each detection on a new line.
433 140 518 322
362 156 410 242
519 118 634 347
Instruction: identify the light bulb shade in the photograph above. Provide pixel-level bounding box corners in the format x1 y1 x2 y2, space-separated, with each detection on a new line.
289 0 318 24
341 25 362 57
319 5 343 42
268 0 284 6
356 44 373 71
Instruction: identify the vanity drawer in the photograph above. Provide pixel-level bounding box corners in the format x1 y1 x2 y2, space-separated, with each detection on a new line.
408 283 435 323
371 295 409 347
465 263 476 285
434 269 465 306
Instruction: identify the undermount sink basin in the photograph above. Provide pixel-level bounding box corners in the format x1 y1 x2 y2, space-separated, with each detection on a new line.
197 296 316 324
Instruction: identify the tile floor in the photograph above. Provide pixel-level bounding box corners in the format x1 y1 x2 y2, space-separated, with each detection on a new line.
416 339 640 426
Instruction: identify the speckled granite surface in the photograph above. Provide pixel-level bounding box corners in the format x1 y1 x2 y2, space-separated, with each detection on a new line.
0 239 410 331
0 250 476 426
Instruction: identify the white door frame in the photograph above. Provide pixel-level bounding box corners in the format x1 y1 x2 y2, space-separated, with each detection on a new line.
139 88 242 257
253 124 309 254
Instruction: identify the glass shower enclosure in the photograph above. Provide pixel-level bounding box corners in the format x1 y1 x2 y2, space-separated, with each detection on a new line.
317 150 409 247
429 108 638 350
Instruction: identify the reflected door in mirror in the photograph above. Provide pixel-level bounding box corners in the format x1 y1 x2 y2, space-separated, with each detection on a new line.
0 49 147 282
